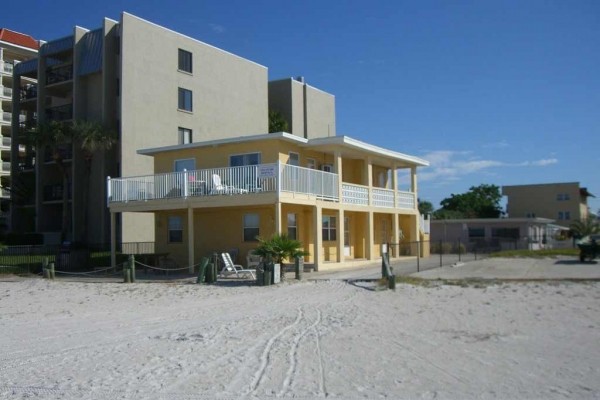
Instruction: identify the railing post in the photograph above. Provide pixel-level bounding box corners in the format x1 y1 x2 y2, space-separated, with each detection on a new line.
125 179 129 203
277 161 282 195
183 169 188 198
106 176 111 206
129 255 136 283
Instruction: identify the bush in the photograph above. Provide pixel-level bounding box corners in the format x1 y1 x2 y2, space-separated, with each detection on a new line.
5 233 44 245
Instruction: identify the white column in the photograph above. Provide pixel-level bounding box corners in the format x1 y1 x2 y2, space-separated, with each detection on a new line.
313 205 322 271
187 207 194 273
411 166 418 209
366 211 374 260
275 202 282 235
337 209 344 264
334 150 343 202
391 164 398 208
366 158 373 205
392 213 399 258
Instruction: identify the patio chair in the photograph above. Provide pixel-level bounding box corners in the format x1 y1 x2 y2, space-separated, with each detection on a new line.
219 252 256 279
210 174 248 195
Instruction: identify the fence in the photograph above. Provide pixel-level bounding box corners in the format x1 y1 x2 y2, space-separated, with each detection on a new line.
385 240 491 276
0 242 155 275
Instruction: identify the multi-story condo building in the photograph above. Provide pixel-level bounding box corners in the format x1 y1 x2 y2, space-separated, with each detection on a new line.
11 13 271 244
0 29 39 232
503 182 595 223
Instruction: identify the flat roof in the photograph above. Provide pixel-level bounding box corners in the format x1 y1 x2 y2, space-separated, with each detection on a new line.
138 132 429 167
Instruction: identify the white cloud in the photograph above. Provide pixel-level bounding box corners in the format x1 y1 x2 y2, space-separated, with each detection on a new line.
418 150 558 183
209 23 225 33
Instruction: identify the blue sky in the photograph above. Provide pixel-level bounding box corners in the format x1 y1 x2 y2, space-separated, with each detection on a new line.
4 0 599 214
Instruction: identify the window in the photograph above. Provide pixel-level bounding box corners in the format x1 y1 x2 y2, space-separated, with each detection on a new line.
178 49 192 73
168 216 183 243
178 88 192 112
526 212 536 218
174 158 195 172
322 216 337 241
564 211 570 220
243 213 259 242
306 158 316 169
491 228 519 239
557 193 571 201
178 127 192 144
287 213 297 240
230 152 261 166
558 211 564 220
468 227 485 238
288 152 299 166
322 164 333 173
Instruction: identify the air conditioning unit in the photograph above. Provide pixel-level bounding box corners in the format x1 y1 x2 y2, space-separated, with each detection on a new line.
321 164 333 173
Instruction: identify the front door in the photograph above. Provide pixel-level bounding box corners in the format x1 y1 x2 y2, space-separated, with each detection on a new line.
344 216 350 257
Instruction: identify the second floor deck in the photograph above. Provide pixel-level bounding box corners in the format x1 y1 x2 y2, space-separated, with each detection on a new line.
108 162 417 211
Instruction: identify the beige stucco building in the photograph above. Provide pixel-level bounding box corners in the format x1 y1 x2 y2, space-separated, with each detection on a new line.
11 13 273 244
108 133 429 271
502 182 594 223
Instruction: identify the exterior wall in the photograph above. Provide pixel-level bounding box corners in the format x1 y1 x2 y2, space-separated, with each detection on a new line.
268 78 335 139
503 182 588 222
120 13 268 242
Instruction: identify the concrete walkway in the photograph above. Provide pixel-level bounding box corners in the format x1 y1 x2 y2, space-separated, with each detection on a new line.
308 256 600 281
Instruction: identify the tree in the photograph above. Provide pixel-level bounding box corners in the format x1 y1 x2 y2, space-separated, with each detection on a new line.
569 218 600 239
30 120 74 242
268 110 289 133
73 120 117 243
252 233 308 279
434 184 503 219
418 199 434 215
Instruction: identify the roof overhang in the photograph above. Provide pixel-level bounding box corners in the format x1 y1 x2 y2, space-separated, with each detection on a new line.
138 132 429 168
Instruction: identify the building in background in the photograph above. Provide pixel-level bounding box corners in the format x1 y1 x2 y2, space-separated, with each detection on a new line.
502 182 595 223
0 28 39 234
10 13 275 244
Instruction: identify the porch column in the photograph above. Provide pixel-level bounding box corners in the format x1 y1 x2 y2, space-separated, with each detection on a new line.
275 202 282 235
187 207 194 273
392 212 399 259
365 157 373 205
334 150 343 201
313 205 322 271
366 211 374 260
337 208 345 264
391 163 398 208
110 211 116 269
411 166 418 210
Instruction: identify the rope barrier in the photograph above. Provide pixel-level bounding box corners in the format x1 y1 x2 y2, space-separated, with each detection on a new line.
52 263 126 277
134 260 190 271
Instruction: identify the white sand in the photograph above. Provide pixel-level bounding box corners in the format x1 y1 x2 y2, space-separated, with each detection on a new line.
1 277 599 399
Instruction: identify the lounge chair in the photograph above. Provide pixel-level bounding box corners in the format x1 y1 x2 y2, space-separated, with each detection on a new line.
219 252 256 279
210 174 248 195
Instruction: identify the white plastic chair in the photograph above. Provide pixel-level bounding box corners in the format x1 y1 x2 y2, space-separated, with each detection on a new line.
219 252 256 279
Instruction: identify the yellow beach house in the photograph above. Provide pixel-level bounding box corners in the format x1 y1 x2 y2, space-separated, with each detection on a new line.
107 132 429 271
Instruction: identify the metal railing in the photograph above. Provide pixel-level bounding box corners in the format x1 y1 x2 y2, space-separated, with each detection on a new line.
21 85 37 100
45 104 73 121
46 64 73 85
108 163 418 210
1 61 13 74
1 86 12 98
1 162 10 172
1 137 10 147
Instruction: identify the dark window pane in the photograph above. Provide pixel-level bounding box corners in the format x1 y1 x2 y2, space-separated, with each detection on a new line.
178 49 192 73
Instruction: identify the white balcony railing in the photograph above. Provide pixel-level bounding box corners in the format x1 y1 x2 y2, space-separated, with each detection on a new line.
342 183 369 205
1 162 10 172
1 86 12 98
1 137 10 147
1 62 13 74
108 162 417 211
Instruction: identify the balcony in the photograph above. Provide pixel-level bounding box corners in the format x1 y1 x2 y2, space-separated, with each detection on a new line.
108 163 417 210
46 64 73 86
43 183 71 203
1 161 10 172
1 137 11 148
45 104 73 121
20 85 37 101
1 112 26 124
1 61 13 74
1 86 12 99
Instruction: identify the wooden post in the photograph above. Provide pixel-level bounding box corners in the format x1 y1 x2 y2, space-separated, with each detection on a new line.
49 262 55 280
42 258 49 279
129 255 136 283
295 256 303 280
123 262 131 283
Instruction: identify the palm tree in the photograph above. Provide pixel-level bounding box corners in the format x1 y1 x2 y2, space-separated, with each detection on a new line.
30 120 74 242
570 218 600 239
253 233 308 279
72 120 117 244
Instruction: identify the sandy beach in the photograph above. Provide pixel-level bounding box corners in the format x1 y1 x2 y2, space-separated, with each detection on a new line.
1 272 599 399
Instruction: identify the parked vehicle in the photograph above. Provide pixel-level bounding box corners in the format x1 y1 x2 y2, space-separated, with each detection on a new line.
577 235 600 262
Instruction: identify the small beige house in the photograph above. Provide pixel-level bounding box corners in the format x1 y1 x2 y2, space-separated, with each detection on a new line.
107 132 429 271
